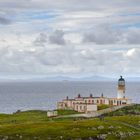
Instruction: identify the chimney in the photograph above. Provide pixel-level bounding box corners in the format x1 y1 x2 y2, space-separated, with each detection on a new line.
101 93 104 98
78 94 81 98
90 94 93 98
66 96 69 100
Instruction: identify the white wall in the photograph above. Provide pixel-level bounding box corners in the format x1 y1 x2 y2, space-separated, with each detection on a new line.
117 90 125 99
86 104 97 111
47 111 58 117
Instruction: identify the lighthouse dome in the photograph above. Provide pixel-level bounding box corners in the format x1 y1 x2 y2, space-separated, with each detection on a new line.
118 76 125 81
118 76 125 86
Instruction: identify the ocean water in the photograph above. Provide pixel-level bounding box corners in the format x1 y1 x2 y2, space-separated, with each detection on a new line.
0 81 139 114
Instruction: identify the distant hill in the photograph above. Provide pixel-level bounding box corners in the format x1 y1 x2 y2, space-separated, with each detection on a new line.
26 75 115 81
36 76 140 82
77 76 115 81
0 75 140 82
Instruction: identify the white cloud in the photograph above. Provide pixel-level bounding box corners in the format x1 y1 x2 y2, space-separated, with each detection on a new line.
1 36 140 76
126 48 136 57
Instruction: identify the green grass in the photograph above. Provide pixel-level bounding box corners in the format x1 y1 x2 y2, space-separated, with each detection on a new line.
0 115 139 140
98 104 110 110
105 104 140 116
0 105 139 140
0 110 49 125
56 109 81 115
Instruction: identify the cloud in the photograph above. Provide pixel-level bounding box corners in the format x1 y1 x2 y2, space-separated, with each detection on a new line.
0 0 140 76
82 24 140 44
82 24 119 44
33 30 66 47
33 33 47 46
0 0 140 11
49 30 65 45
126 28 140 44
0 16 11 25
0 35 140 76
126 48 136 57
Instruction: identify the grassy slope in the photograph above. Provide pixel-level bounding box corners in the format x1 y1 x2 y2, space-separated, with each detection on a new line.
57 109 82 115
105 104 140 116
98 104 110 110
0 105 139 140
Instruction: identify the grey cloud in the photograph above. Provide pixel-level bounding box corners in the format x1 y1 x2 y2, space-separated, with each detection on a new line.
49 30 65 45
83 25 119 44
0 0 140 11
82 25 140 44
33 33 47 46
79 48 123 67
0 16 11 25
33 30 66 46
126 29 140 44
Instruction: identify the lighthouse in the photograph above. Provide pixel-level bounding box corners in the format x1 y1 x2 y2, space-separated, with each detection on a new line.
117 76 125 99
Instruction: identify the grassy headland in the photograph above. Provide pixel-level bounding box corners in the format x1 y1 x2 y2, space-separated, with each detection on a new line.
0 105 139 140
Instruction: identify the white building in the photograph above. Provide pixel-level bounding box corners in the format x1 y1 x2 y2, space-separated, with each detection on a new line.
57 76 132 113
47 110 58 117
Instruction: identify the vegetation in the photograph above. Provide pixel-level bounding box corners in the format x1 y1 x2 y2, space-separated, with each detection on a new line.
98 104 110 110
0 105 139 140
105 104 140 116
57 109 81 115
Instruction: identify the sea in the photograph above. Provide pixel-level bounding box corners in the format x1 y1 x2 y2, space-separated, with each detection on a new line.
0 81 139 114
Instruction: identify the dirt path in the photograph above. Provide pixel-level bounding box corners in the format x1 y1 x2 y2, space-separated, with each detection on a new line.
105 119 140 131
56 105 132 119
114 121 140 131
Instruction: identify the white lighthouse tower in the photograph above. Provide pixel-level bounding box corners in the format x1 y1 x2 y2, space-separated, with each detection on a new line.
117 76 125 99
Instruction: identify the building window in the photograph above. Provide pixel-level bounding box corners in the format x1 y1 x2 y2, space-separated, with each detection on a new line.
122 102 126 104
84 106 86 111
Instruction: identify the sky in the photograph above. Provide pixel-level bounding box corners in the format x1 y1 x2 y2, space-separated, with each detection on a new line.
0 0 140 78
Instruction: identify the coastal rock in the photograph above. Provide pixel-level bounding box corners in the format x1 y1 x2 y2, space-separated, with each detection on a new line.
92 127 97 130
108 125 114 129
19 135 23 139
116 126 122 129
98 125 104 130
97 134 107 139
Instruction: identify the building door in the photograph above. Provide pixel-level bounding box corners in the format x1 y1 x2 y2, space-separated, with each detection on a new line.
100 100 102 104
